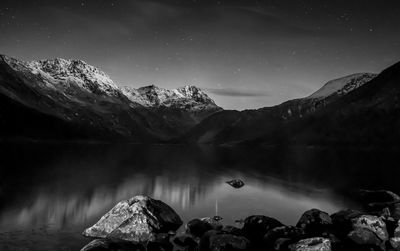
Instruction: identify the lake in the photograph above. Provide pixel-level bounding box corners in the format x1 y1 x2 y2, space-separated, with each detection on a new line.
0 143 399 250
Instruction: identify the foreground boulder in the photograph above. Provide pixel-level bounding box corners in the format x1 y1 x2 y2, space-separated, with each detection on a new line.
199 230 250 251
355 189 400 219
351 215 388 242
83 195 183 243
289 237 331 251
331 209 364 237
242 215 283 244
186 218 218 238
347 228 382 247
263 226 306 250
296 209 332 236
173 234 198 251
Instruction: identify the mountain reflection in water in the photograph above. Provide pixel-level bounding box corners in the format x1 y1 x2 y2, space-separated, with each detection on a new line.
1 143 399 250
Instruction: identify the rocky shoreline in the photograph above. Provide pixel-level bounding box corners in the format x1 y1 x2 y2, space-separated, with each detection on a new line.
80 190 400 251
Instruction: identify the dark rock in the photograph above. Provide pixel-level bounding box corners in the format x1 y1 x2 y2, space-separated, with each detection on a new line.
379 207 391 219
263 226 306 250
357 189 400 205
213 216 224 222
394 221 400 238
82 195 183 243
289 237 331 251
331 209 364 238
226 179 245 189
242 215 284 243
147 233 173 251
351 215 389 242
347 228 382 247
186 218 214 238
173 234 198 250
274 238 292 251
355 189 400 218
210 234 250 251
199 230 250 251
199 230 219 251
390 204 400 221
296 209 333 236
221 225 243 236
385 217 397 238
201 216 223 229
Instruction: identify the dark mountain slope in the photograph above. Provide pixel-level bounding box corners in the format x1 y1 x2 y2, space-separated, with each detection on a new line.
249 61 400 146
181 73 376 144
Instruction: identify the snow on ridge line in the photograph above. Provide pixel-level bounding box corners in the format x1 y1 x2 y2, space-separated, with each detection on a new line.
121 84 218 109
307 73 377 99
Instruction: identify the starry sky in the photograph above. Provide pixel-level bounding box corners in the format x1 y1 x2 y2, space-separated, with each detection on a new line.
1 0 400 110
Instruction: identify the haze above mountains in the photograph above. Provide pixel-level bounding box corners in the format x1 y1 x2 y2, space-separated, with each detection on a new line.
1 54 399 145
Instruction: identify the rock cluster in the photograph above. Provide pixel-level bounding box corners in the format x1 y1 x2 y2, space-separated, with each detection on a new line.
81 190 400 251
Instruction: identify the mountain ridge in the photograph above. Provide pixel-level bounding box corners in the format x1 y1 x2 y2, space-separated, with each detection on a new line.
0 54 221 142
2 53 399 145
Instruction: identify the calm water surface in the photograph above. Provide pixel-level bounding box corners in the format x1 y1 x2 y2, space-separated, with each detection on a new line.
0 143 399 250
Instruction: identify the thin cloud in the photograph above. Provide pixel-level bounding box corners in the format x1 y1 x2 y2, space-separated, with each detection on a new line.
205 87 270 97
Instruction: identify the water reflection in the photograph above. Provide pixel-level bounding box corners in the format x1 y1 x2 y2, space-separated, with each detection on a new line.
0 169 345 232
1 143 398 250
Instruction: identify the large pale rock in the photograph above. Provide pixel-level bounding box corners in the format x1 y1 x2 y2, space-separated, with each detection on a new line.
83 195 183 243
351 215 388 242
289 237 331 251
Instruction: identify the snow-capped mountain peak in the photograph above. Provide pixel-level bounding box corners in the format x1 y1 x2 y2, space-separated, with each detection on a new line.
2 55 120 96
121 84 219 110
1 55 221 112
307 73 377 99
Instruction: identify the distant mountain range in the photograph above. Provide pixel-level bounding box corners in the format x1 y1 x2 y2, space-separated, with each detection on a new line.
1 54 399 145
0 55 221 141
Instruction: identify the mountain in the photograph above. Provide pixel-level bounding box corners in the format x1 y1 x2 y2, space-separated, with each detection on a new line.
2 53 399 145
181 72 379 144
265 61 400 146
121 85 221 121
0 55 221 141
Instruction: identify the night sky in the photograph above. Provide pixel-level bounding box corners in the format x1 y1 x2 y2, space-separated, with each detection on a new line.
1 0 400 110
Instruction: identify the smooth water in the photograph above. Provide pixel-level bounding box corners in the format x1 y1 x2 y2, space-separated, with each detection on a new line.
0 143 399 250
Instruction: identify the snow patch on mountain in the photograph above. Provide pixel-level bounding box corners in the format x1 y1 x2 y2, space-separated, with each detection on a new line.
121 85 220 110
307 73 377 99
2 55 120 96
1 55 220 111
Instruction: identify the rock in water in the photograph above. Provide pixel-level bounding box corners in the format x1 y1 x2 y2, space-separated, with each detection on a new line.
226 179 245 189
83 195 183 243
